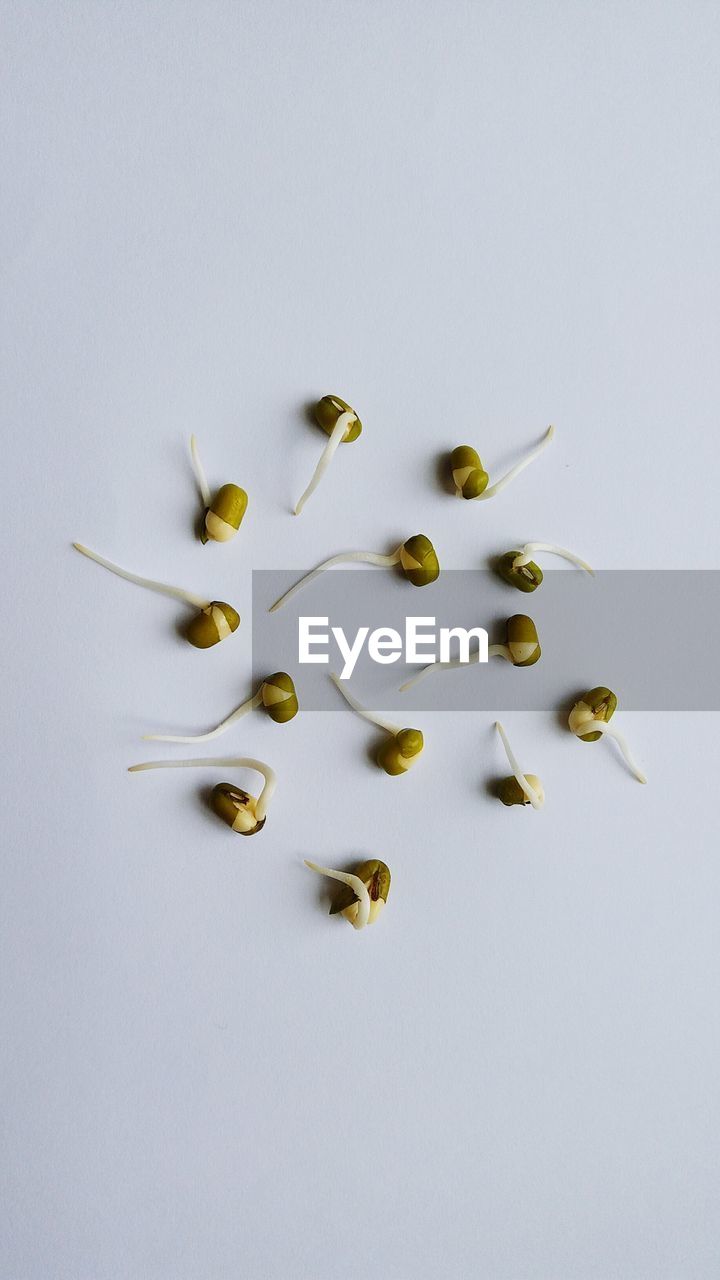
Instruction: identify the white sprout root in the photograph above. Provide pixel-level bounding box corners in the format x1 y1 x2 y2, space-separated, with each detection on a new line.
575 720 647 785
190 434 211 508
330 673 400 735
495 721 543 808
399 642 507 693
128 756 276 818
478 425 555 500
142 690 264 744
304 860 371 929
294 411 355 516
72 543 210 611
268 547 402 613
513 541 594 574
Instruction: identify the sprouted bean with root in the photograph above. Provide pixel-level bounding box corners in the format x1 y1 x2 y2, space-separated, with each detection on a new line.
330 673 423 775
495 721 544 808
496 541 594 592
128 756 276 833
190 435 248 544
568 688 647 784
304 858 391 929
268 534 440 612
143 673 298 744
399 614 541 692
294 395 362 516
450 426 554 501
73 543 239 649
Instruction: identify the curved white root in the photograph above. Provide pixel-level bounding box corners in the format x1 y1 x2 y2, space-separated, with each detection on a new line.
190 434 211 508
294 411 355 515
477 425 555 500
304 860 371 930
73 543 209 611
399 655 475 693
268 547 402 613
128 755 277 818
513 541 593 574
574 720 647 784
495 721 543 808
489 644 512 661
399 642 507 693
142 689 264 744
330 673 400 735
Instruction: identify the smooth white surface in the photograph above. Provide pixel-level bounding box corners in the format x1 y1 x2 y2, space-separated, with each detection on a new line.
2 3 719 1277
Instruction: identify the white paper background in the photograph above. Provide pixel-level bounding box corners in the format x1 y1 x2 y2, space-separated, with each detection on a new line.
2 3 719 1277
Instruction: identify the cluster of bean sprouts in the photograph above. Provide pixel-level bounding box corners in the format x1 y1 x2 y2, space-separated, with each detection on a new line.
73 395 646 932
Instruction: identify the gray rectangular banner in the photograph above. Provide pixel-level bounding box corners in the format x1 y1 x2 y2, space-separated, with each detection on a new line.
252 569 718 711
